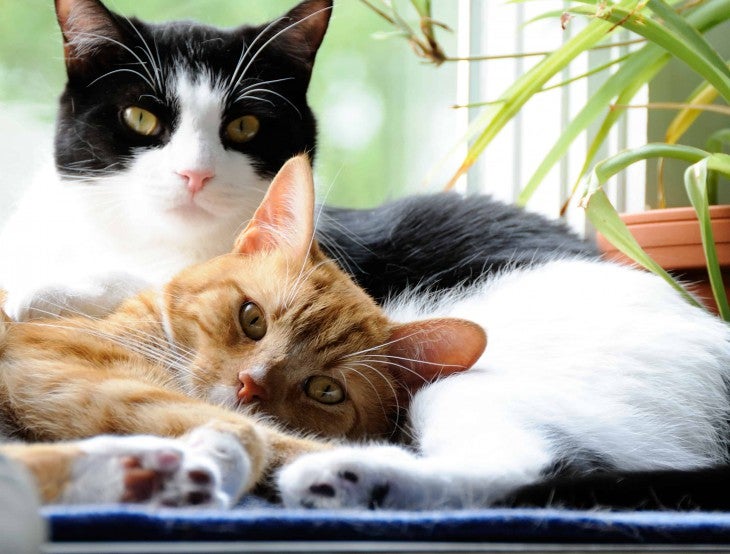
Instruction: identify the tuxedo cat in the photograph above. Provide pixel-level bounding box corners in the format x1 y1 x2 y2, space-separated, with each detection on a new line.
0 0 594 321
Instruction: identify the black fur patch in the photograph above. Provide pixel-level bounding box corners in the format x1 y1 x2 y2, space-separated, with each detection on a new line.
501 465 730 511
318 193 598 302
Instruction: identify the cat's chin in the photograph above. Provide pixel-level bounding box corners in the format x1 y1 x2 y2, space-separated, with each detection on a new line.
165 203 216 221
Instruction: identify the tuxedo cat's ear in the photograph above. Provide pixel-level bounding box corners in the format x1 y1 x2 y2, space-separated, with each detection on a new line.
266 0 333 70
234 155 315 261
387 318 487 393
55 0 124 75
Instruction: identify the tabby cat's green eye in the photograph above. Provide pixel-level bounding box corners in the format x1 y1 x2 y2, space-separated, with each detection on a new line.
304 375 345 405
226 115 260 143
122 106 161 136
239 302 267 341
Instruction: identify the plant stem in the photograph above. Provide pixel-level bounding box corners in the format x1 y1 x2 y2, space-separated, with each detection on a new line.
442 38 646 63
611 102 730 115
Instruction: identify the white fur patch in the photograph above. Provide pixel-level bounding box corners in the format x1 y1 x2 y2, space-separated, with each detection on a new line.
0 68 271 320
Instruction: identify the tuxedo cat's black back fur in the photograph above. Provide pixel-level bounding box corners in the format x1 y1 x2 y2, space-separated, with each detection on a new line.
319 194 597 302
505 466 730 511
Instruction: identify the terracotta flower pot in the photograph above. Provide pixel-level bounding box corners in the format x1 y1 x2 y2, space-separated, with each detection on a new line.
597 205 730 313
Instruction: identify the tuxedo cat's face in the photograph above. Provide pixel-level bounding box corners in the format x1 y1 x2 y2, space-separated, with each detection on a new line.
54 0 330 239
159 156 487 440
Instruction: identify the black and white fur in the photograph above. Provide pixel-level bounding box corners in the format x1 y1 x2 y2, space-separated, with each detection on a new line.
0 0 594 321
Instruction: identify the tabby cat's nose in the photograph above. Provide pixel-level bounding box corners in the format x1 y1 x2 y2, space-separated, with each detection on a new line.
237 371 268 403
177 168 215 195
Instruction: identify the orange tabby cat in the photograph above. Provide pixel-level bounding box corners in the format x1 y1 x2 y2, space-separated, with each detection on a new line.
0 155 485 507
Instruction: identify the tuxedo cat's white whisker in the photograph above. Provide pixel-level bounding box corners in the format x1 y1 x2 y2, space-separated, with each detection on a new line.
235 77 295 97
227 42 249 93
121 16 164 91
235 94 276 108
236 7 331 88
87 67 158 91
227 17 286 92
236 89 301 117
72 32 159 94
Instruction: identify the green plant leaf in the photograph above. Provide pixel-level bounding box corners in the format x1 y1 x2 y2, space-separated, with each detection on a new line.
517 0 730 204
647 0 730 80
583 188 701 306
570 2 730 102
684 155 730 320
582 144 709 301
523 52 666 207
446 0 643 189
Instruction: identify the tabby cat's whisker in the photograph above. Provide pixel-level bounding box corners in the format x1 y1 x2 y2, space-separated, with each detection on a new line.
17 300 202 384
356 357 430 385
284 258 337 309
343 362 398 425
361 353 467 370
341 332 423 360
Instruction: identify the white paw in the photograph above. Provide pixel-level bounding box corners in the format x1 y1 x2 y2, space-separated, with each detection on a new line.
62 435 227 508
277 446 418 510
183 426 250 503
4 271 150 321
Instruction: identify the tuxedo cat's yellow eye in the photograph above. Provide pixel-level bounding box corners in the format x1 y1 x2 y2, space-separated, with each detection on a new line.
304 376 345 405
239 302 267 341
122 106 161 136
226 115 260 143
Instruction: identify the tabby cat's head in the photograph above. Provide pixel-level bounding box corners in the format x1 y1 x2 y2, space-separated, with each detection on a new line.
54 0 330 241
160 156 487 440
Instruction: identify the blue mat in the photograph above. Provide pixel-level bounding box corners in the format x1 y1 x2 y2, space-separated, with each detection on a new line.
43 500 730 544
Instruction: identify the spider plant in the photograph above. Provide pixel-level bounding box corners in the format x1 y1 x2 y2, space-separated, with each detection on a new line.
360 0 730 320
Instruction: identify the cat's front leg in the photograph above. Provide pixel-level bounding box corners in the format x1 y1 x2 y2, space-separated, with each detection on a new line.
278 445 543 510
2 435 236 507
3 271 151 321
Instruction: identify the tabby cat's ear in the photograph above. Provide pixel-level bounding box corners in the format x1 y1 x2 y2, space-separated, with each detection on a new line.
55 0 124 75
386 318 487 393
263 0 333 71
234 155 315 262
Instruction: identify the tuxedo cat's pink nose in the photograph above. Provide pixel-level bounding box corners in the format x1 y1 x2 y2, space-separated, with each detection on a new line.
177 168 215 195
237 372 268 403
